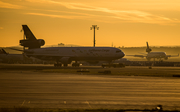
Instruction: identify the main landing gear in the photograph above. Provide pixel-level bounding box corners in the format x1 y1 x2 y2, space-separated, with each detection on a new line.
72 61 80 67
54 61 80 67
54 60 67 67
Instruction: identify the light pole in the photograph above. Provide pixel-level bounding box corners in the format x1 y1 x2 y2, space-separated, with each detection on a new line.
90 25 99 47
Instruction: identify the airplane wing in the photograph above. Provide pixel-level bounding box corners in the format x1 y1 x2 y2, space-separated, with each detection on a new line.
26 53 76 60
26 53 76 57
8 48 76 60
166 54 179 57
126 55 146 58
7 47 23 52
1 49 8 54
7 47 34 54
22 25 37 40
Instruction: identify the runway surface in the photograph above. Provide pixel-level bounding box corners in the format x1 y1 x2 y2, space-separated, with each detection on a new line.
0 65 180 110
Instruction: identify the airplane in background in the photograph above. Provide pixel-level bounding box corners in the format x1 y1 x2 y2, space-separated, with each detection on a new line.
11 25 125 67
127 42 179 61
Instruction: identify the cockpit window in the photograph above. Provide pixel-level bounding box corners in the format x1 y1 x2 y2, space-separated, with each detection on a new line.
116 50 122 53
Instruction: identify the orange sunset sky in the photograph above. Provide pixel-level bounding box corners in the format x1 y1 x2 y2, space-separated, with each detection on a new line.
0 0 180 47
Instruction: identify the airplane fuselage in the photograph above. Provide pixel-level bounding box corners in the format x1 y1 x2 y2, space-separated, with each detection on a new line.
127 42 178 61
147 52 166 58
25 47 125 63
146 52 167 60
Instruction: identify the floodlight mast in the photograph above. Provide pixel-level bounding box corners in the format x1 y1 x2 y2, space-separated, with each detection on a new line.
90 25 99 47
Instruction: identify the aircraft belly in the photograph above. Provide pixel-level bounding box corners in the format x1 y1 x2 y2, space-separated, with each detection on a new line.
73 56 117 61
28 55 118 62
147 55 165 58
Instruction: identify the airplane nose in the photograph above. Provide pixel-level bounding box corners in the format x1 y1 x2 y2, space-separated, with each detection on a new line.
119 52 125 58
122 52 125 57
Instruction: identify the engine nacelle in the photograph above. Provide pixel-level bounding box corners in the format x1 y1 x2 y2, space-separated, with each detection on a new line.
37 39 45 46
20 39 45 49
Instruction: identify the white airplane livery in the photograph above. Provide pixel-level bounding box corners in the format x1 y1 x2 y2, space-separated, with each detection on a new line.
15 25 125 67
127 42 179 61
26 47 124 66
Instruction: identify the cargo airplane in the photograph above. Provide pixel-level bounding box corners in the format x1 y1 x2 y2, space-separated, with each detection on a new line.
11 25 125 67
127 42 179 61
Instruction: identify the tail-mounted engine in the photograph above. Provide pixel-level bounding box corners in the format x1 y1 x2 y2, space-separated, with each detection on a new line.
146 48 152 53
20 39 45 49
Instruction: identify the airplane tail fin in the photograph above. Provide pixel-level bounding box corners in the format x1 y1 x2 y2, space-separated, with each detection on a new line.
146 42 152 53
22 25 37 40
20 25 45 49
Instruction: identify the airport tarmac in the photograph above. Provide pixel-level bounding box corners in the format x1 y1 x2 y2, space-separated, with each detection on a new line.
0 64 180 110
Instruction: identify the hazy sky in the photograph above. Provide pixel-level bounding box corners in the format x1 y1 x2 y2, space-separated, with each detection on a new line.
0 0 180 47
